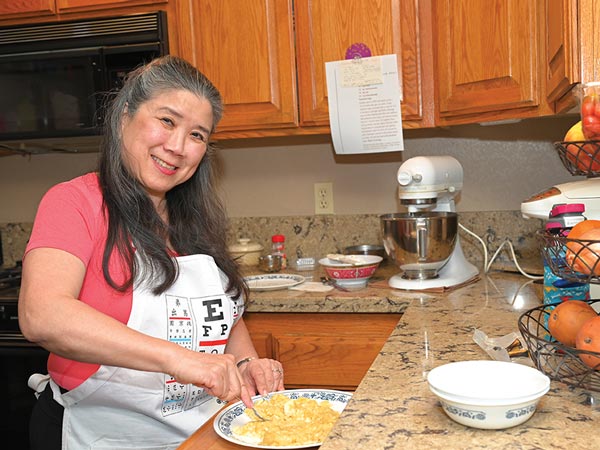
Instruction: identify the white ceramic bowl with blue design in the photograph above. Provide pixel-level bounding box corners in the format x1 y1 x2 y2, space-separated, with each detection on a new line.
427 360 550 430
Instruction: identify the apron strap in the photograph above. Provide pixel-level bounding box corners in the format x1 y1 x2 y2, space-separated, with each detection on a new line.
28 373 51 399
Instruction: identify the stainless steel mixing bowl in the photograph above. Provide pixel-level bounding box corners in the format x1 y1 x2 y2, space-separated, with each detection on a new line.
380 212 458 279
344 244 386 260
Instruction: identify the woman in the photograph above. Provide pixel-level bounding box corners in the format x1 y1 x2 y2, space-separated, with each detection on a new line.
19 55 283 450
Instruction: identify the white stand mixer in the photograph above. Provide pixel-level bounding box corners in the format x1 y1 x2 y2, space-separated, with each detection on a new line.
387 156 479 290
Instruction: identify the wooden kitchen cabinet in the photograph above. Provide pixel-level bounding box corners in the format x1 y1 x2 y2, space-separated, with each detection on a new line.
544 0 600 113
0 1 56 18
294 0 435 129
0 1 188 65
190 0 434 138
578 0 600 85
433 0 554 125
545 0 580 112
0 0 167 21
10 0 596 139
244 313 401 391
190 0 298 134
56 0 167 11
434 0 600 124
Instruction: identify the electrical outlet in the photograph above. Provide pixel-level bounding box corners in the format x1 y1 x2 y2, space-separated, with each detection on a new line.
314 182 334 214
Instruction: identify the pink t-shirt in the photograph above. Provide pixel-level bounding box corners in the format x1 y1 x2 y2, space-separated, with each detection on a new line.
26 172 133 390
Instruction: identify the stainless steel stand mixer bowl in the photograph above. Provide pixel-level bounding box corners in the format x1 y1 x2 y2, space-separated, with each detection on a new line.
381 212 458 279
381 156 478 290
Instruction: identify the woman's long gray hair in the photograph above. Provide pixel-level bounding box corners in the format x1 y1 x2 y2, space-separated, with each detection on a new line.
98 55 247 300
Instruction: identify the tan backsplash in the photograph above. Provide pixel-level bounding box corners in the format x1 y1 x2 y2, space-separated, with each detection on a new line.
228 211 545 273
0 222 32 267
1 211 544 272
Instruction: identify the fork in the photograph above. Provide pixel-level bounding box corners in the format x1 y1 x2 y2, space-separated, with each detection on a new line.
237 396 268 421
321 276 351 292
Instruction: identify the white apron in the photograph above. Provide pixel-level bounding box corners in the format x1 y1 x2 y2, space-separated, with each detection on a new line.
42 254 242 450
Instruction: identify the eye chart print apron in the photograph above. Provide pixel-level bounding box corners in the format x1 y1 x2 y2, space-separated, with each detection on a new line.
49 254 243 450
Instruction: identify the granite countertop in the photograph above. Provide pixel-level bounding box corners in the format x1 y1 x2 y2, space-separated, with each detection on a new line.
243 265 600 450
244 264 412 314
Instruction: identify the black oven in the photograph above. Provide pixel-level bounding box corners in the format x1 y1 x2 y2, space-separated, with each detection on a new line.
0 11 168 142
0 262 49 449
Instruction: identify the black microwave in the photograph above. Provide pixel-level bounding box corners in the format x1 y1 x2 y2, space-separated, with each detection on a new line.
0 12 168 141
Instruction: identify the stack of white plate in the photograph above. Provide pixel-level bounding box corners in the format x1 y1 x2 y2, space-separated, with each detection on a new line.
427 360 550 429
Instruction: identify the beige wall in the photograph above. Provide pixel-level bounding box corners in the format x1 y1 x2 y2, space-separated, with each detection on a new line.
0 115 581 223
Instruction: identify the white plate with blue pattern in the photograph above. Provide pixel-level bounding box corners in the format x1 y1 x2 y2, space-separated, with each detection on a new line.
213 389 352 449
243 274 306 291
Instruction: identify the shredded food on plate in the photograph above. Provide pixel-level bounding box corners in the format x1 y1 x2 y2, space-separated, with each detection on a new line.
232 394 341 446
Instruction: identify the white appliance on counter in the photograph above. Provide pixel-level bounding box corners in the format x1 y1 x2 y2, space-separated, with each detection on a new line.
521 178 600 220
521 178 600 298
385 156 479 290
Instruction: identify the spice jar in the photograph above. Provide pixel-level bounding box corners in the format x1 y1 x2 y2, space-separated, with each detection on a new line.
258 254 283 273
271 234 287 269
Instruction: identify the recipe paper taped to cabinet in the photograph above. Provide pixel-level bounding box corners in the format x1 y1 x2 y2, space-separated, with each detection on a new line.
325 54 404 154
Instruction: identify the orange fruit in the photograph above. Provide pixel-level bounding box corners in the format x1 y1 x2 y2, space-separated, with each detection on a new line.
566 143 600 172
566 220 600 275
577 228 600 275
548 300 598 347
575 316 600 369
567 220 600 240
563 121 600 171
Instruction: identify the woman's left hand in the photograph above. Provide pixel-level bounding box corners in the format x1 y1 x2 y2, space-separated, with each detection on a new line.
239 358 284 396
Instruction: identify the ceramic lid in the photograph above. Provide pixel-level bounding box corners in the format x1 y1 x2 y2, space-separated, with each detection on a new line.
229 238 263 253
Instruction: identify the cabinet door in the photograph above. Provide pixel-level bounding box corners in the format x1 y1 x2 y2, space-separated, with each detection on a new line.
294 0 432 126
0 0 56 17
545 0 580 112
244 313 401 391
248 331 272 360
579 0 600 84
274 334 387 390
434 0 541 121
191 0 298 133
56 0 167 11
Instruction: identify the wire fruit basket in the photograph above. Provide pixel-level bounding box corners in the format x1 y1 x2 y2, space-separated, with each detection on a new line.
521 138 600 390
555 140 600 176
518 300 600 392
538 230 600 284
543 140 600 283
